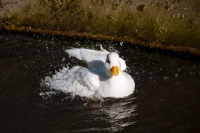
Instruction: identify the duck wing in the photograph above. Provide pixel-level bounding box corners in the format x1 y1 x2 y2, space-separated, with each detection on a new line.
44 66 100 98
65 48 126 71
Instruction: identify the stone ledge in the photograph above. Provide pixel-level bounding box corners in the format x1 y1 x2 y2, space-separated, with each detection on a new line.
2 25 200 57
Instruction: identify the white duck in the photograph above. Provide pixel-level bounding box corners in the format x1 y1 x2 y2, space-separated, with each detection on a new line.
44 47 135 100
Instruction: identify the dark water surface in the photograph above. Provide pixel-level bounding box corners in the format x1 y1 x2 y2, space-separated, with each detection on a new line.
0 32 200 133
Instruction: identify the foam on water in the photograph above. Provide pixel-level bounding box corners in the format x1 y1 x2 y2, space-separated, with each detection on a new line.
41 67 69 92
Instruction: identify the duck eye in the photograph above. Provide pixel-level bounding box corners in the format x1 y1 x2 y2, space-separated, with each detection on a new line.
106 58 110 64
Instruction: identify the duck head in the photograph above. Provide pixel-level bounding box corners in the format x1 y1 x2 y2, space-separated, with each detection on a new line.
105 52 121 77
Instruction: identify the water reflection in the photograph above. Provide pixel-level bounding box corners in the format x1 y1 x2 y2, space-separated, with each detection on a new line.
102 97 136 132
39 91 137 132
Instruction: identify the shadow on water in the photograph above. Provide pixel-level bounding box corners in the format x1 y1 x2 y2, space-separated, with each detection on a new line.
0 31 200 132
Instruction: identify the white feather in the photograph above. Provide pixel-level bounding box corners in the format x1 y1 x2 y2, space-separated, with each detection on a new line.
44 47 135 100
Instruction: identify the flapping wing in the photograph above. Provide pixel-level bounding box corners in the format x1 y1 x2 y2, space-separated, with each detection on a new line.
65 48 126 71
65 48 108 69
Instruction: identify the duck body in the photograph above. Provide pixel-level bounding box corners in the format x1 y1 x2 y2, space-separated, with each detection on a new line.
44 47 135 100
99 70 135 98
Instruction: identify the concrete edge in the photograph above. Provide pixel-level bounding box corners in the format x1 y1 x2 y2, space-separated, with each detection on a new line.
2 25 200 57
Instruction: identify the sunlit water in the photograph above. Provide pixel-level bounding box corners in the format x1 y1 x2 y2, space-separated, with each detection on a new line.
0 32 200 132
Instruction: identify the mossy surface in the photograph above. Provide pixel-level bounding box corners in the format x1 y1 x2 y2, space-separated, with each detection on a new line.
0 0 200 51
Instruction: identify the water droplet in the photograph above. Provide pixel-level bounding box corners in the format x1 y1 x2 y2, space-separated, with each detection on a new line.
164 77 169 79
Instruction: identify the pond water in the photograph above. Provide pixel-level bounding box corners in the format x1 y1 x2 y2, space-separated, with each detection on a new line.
0 31 200 133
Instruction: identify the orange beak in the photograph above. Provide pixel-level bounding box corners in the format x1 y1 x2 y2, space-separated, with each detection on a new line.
111 66 119 76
